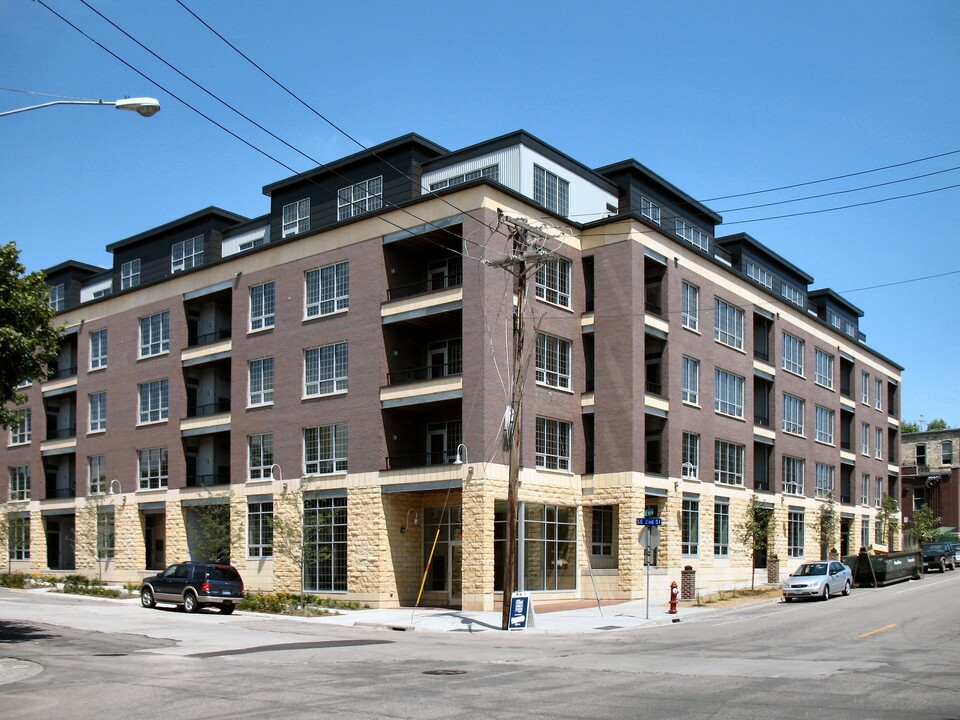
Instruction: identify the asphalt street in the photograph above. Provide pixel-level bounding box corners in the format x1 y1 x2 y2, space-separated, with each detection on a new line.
1 572 958 719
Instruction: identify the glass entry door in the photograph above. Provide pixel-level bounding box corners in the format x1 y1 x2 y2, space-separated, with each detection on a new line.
423 505 462 606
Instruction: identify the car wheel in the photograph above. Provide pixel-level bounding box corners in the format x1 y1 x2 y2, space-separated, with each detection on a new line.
950 560 956 571
842 580 851 596
220 603 235 615
140 587 156 609
783 597 792 603
939 558 946 573
822 584 830 601
183 591 199 614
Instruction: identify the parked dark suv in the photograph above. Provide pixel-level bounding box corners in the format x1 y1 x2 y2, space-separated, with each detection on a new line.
140 562 245 614
921 542 957 573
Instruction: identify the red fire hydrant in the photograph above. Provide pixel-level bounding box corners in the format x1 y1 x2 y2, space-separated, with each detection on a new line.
668 581 679 614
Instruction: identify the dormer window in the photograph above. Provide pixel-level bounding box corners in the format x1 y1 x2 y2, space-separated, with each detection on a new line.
121 259 141 290
49 283 65 312
338 177 382 221
640 197 661 224
675 219 709 251
745 260 773 289
533 165 569 216
171 235 204 273
780 282 804 308
282 198 310 237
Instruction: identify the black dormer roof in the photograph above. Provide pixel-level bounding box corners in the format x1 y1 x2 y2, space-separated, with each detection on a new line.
717 232 814 284
106 207 247 253
808 288 864 318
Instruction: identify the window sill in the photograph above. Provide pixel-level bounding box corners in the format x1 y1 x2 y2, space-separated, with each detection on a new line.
302 390 348 401
88 366 107 374
536 382 574 394
681 324 700 335
715 411 747 422
87 429 106 437
137 419 169 428
138 351 170 361
302 308 349 323
246 402 274 411
248 325 275 336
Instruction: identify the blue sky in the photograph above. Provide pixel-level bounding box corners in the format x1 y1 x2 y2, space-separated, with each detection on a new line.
1 1 958 427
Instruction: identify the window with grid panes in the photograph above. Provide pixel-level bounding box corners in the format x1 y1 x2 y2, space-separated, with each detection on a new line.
861 422 870 455
782 394 805 435
247 501 274 558
875 428 883 459
875 478 882 508
90 328 107 369
8 516 29 559
861 474 870 505
875 379 883 410
745 260 773 289
536 417 571 471
121 259 140 289
714 369 744 418
782 332 804 375
9 466 30 501
682 498 700 554
89 392 106 432
250 282 275 331
138 448 168 489
681 282 699 331
640 197 661 223
676 219 709 251
138 380 168 423
815 463 835 499
304 343 348 397
682 356 699 404
861 371 870 404
97 509 115 560
305 262 349 317
171 235 204 273
49 283 64 311
815 348 834 388
591 505 614 556
139 311 169 357
714 298 744 349
783 456 805 495
535 256 571 308
89 455 106 494
303 424 348 475
788 510 805 557
682 432 700 479
248 433 273 480
536 333 571 390
714 440 744 485
282 198 310 237
714 499 729 556
10 409 30 445
815 406 834 445
249 357 274 406
533 165 569 215
303 496 348 591
338 177 382 220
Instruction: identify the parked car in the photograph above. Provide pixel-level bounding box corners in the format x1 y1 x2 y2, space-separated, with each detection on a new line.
140 562 245 614
782 561 853 602
920 541 957 573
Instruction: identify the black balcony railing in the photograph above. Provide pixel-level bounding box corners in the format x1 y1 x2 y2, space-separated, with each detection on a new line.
52 365 78 379
754 478 771 492
644 300 662 317
645 380 663 396
385 453 457 470
188 400 231 418
645 459 663 475
387 363 462 385
45 481 76 499
755 413 770 427
46 426 77 441
840 439 852 451
188 327 232 348
753 349 770 362
386 273 462 301
185 472 230 487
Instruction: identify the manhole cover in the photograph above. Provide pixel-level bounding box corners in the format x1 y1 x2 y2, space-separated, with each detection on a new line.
423 669 467 676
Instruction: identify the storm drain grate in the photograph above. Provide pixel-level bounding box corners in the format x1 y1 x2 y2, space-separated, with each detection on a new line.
596 625 624 631
423 669 467 676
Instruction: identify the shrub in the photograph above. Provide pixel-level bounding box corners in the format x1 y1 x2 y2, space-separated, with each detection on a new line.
0 573 28 589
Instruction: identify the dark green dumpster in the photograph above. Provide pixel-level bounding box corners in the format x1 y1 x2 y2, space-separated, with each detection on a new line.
842 549 922 587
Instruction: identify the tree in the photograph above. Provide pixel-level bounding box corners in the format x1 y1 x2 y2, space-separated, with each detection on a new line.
927 418 949 431
901 421 919 434
0 242 61 428
734 494 774 590
816 493 839 559
187 503 231 564
911 505 941 544
271 482 331 607
878 494 900 549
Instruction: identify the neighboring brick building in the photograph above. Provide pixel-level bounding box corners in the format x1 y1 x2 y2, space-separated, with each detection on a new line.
1 130 904 610
900 428 959 545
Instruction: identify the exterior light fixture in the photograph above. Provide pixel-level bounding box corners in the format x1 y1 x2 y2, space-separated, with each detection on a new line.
401 509 419 533
0 96 161 118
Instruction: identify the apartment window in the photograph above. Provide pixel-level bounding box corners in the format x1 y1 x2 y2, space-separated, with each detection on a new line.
815 463 835 499
815 349 834 389
248 358 274 406
250 282 275 331
875 428 883 460
533 165 569 216
782 394 805 436
874 379 883 411
247 501 274 558
138 448 168 489
139 311 169 357
861 422 870 455
121 259 140 290
338 176 382 220
681 282 699 331
916 443 927 466
875 516 885 546
138 379 169 424
521 503 577 591
90 328 108 369
875 478 883 508
682 432 700 479
8 516 29 560
681 356 699 404
681 497 700 555
788 510 805 558
305 261 349 318
861 371 870 405
282 198 310 237
97 509 115 561
745 260 773 289
536 333 572 390
943 440 954 464
714 440 745 486
640 197 661 224
248 433 274 480
714 498 730 556
536 417 571 471
10 409 31 445
429 164 499 190
535 256 572 308
913 486 926 511
780 283 804 308
89 455 106 494
9 466 30 501
782 332 804 375
860 474 870 505
676 218 709 251
715 369 745 419
171 235 204 273
591 505 614 556
304 342 348 397
49 283 65 311
89 392 107 432
714 298 744 350
783 456 805 495
303 496 348 592
861 516 870 551
303 424 348 475
815 406 835 445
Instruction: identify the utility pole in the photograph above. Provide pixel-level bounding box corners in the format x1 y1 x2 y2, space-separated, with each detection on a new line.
489 212 555 630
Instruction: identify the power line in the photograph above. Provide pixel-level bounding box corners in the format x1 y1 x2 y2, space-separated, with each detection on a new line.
839 269 960 294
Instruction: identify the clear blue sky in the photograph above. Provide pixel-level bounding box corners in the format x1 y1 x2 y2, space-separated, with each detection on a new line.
2 1 958 428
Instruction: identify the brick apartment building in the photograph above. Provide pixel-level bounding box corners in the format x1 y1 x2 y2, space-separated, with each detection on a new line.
1 130 904 610
900 428 959 544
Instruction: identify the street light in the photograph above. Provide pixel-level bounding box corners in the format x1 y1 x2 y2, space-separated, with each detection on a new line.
107 478 122 495
0 97 161 118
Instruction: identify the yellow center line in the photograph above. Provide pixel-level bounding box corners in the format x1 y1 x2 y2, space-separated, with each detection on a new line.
859 623 896 638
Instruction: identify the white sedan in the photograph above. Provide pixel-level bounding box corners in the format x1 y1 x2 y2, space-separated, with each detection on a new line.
782 561 853 602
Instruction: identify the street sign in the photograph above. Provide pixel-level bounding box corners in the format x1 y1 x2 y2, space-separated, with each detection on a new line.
638 526 661 551
636 517 662 526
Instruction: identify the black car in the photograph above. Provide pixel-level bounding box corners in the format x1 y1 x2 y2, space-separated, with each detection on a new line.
921 541 957 573
140 562 245 614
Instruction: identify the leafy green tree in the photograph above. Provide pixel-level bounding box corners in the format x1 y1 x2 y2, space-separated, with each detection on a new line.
911 505 941 544
187 504 231 564
734 494 774 590
816 493 839 559
272 483 330 607
878 494 900 548
0 242 60 427
901 421 919 434
927 418 949 431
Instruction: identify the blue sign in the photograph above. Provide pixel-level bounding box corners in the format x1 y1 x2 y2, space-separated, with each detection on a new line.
636 517 663 526
509 593 530 630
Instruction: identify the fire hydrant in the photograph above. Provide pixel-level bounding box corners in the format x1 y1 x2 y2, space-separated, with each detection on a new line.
668 581 679 614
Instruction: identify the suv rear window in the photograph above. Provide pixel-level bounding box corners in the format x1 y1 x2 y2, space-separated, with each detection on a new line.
207 566 242 582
